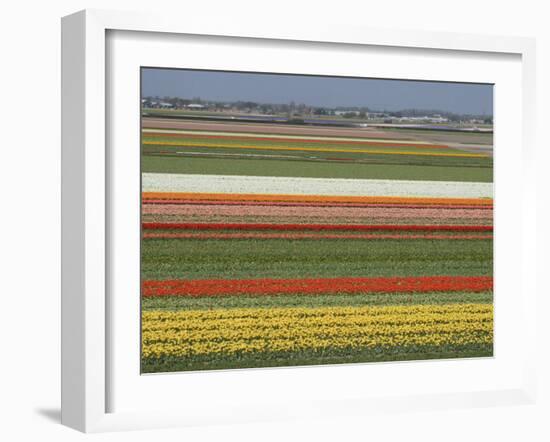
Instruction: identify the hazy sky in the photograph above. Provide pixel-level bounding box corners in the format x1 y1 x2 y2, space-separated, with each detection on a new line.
142 68 493 115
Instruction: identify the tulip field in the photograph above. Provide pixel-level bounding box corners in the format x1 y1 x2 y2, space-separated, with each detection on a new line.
140 122 493 373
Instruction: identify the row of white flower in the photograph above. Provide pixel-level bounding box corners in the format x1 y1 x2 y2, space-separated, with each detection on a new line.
142 173 493 199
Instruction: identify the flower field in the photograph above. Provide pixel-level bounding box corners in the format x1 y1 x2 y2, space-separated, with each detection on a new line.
142 304 492 359
141 124 493 373
141 129 493 182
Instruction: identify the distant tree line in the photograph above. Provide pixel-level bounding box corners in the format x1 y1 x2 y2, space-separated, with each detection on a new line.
142 96 492 122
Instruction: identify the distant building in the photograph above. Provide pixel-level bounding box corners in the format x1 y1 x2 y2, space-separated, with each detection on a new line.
366 112 389 119
334 110 359 116
398 115 449 123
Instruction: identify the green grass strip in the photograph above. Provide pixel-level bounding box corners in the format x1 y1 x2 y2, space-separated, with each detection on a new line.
141 291 493 311
141 343 493 373
141 237 493 280
141 155 493 182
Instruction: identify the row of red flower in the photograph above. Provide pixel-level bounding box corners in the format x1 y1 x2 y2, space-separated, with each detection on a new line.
142 222 493 232
142 276 493 297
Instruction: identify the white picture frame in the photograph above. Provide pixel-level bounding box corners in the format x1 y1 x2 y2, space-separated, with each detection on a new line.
61 9 538 433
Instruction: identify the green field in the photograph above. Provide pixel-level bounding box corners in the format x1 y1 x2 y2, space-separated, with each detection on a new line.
141 344 493 373
142 155 491 181
141 237 493 280
141 130 493 182
142 291 493 311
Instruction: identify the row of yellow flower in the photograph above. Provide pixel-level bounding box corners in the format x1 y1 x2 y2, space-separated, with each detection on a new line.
142 304 493 358
143 303 489 322
143 322 492 344
142 309 492 333
142 140 488 158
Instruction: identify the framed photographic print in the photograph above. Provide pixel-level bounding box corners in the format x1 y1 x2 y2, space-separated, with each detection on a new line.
61 9 538 432
139 67 494 374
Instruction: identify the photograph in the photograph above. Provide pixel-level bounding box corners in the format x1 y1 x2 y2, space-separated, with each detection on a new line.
140 68 494 373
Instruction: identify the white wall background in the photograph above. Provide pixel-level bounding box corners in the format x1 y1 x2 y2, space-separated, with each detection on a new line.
0 1 547 440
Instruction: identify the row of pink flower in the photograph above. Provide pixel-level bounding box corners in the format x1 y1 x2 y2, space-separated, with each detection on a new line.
142 199 493 210
141 203 493 219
